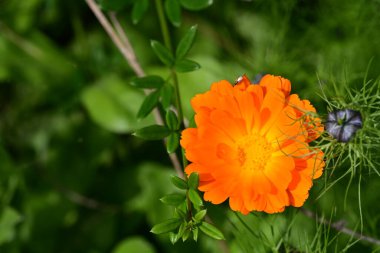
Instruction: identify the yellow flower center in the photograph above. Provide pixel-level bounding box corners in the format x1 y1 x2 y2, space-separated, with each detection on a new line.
236 133 273 171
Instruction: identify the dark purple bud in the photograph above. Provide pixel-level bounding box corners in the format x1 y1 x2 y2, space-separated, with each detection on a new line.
325 109 363 142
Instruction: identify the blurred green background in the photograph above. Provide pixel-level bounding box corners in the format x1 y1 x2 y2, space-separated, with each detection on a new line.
1 0 380 252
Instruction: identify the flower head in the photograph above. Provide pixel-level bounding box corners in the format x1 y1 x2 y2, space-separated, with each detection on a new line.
181 74 324 214
325 109 363 143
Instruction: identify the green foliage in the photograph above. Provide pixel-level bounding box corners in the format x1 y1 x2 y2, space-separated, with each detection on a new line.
111 237 156 253
1 0 380 252
165 0 182 27
133 125 171 140
81 75 154 133
151 40 175 66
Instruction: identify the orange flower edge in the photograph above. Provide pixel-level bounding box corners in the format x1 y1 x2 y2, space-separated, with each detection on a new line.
180 74 324 214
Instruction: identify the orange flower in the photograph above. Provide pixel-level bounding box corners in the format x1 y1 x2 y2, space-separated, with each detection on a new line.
180 74 324 214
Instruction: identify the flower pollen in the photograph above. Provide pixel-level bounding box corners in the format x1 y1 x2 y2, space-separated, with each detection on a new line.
236 133 273 171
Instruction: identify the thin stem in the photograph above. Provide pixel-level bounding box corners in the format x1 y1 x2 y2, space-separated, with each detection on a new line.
154 0 172 51
85 0 184 177
154 0 186 169
301 208 380 246
85 0 144 77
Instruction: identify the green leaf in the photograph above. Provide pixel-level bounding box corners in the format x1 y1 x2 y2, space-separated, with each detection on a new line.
175 25 198 60
188 172 199 189
160 83 174 109
194 209 207 222
165 0 181 27
179 0 213 11
169 232 179 245
166 110 180 130
177 222 186 237
133 125 171 140
130 75 165 89
171 175 188 190
98 0 135 11
199 222 225 240
0 207 22 245
166 132 180 153
137 90 160 119
150 218 182 234
192 227 199 241
111 236 156 253
175 208 186 219
175 59 201 73
81 75 154 133
182 228 191 241
160 193 186 206
132 0 149 24
188 189 203 207
151 40 174 66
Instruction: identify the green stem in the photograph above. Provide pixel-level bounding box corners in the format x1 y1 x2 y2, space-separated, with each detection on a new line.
154 0 187 169
154 0 172 51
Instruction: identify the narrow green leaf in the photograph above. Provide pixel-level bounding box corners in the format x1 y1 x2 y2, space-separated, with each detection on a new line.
151 40 174 66
160 83 174 109
169 232 179 245
160 193 186 206
131 0 149 24
150 218 182 234
137 90 160 119
166 132 180 153
175 207 186 219
133 125 171 140
188 172 199 189
193 227 199 241
165 0 181 27
171 175 188 189
182 228 191 241
179 0 213 11
175 25 198 59
177 222 186 238
175 59 201 73
199 222 225 240
130 75 165 89
194 209 207 222
165 110 180 130
188 189 203 207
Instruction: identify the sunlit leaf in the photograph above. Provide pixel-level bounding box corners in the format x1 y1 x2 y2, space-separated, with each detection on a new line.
175 59 201 73
194 209 207 222
130 75 165 89
131 0 149 24
0 207 22 245
160 193 186 206
179 0 213 11
133 125 171 140
199 222 225 240
137 90 160 119
166 132 180 153
81 75 154 133
160 83 174 109
111 236 155 253
171 175 188 190
188 172 199 189
175 25 198 59
188 189 203 207
165 0 181 27
165 110 180 130
151 40 174 66
150 218 182 234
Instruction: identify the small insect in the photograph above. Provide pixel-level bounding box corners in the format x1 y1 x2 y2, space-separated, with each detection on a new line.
234 74 251 85
325 109 363 143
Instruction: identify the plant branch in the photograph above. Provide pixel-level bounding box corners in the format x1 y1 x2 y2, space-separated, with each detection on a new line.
301 208 380 246
85 0 184 178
